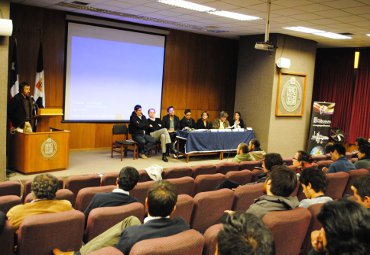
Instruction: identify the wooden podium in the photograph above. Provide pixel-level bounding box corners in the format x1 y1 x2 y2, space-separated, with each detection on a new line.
8 108 70 174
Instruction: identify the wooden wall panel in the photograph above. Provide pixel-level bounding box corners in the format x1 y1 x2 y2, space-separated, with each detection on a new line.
9 4 238 149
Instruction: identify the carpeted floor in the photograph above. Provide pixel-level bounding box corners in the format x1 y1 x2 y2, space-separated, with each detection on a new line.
7 149 237 182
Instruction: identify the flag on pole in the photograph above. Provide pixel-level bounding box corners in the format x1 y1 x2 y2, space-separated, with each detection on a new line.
34 43 45 108
9 40 19 98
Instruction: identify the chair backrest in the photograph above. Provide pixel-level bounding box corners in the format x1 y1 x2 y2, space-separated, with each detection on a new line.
166 176 194 196
203 223 223 255
75 185 115 212
101 172 118 186
191 189 234 233
138 169 152 182
85 202 145 242
191 164 217 178
193 173 226 195
301 203 325 254
326 172 349 199
0 195 21 214
263 207 311 255
225 170 253 185
232 182 265 211
250 169 264 182
0 221 16 255
343 169 369 196
316 160 333 169
129 229 204 255
0 181 21 197
312 154 330 162
163 166 193 179
216 162 240 175
64 174 102 200
238 161 262 170
130 181 155 204
23 179 64 203
171 194 194 224
23 189 76 207
112 124 128 136
88 246 124 255
17 210 85 255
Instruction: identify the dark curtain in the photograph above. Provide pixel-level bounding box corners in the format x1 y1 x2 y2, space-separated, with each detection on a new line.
349 48 370 143
312 48 355 139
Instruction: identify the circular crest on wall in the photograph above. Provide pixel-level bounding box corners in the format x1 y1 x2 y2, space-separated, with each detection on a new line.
281 77 303 112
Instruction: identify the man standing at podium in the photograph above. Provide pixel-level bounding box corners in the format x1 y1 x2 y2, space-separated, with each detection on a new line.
8 81 36 132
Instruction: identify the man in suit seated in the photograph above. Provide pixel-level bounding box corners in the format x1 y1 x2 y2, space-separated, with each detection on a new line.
162 106 180 154
7 174 73 230
54 180 189 255
351 175 370 209
180 109 196 130
217 212 274 255
322 143 355 173
84 166 140 221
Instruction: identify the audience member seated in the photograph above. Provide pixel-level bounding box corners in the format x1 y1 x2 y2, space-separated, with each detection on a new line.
180 109 196 130
351 175 370 209
292 150 315 173
84 167 140 220
54 181 189 255
129 105 156 159
230 111 245 129
355 144 370 169
248 139 266 161
213 111 230 129
217 153 283 189
232 143 255 163
162 105 180 151
322 143 355 173
217 212 274 255
196 111 212 129
146 108 172 162
309 199 370 255
298 167 333 208
0 211 5 234
7 174 73 230
355 137 369 151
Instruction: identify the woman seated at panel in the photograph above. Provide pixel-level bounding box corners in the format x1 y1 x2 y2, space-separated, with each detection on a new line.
213 111 230 129
180 109 196 130
230 111 245 129
196 111 213 129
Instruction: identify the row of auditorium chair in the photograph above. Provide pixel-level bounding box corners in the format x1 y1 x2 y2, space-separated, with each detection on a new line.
0 190 331 255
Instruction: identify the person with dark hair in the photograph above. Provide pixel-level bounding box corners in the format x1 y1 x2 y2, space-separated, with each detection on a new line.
180 109 196 130
213 111 230 129
7 174 72 230
322 143 355 173
351 175 370 209
355 144 370 169
162 106 180 152
248 139 266 161
292 150 315 173
355 137 369 150
217 212 274 255
196 111 213 129
298 167 332 208
230 111 245 129
233 143 255 163
309 199 370 255
54 181 189 255
128 105 156 159
147 108 172 162
0 211 6 234
83 167 140 220
8 81 36 132
245 165 299 218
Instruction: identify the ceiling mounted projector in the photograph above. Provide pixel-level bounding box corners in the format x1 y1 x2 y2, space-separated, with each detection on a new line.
255 42 275 51
255 0 275 52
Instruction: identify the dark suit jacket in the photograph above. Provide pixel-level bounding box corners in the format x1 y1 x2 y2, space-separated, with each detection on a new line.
180 117 196 129
129 112 149 135
84 192 137 221
146 118 163 133
196 119 213 129
115 217 189 254
8 93 34 128
162 114 180 131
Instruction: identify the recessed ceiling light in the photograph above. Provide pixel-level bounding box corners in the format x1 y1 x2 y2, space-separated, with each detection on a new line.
284 26 351 39
367 34 370 37
157 0 215 12
209 10 260 21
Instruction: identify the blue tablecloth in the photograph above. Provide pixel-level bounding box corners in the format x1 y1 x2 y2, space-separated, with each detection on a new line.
176 130 256 154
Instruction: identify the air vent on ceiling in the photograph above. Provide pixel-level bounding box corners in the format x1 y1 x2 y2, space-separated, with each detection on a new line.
339 32 353 36
71 1 89 6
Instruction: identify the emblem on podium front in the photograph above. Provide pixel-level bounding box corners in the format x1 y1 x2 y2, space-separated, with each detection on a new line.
41 138 58 159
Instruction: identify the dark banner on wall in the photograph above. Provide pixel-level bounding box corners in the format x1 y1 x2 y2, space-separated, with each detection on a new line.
307 101 335 155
